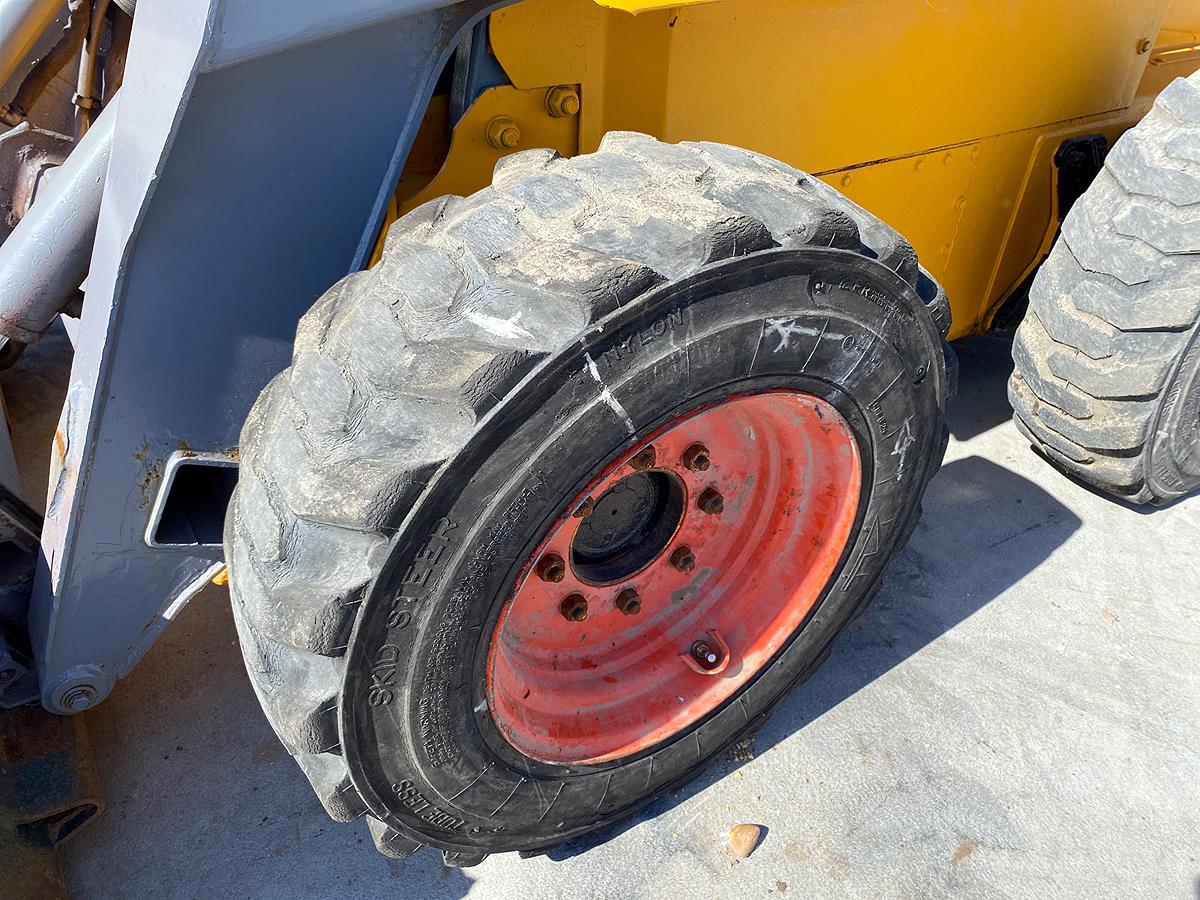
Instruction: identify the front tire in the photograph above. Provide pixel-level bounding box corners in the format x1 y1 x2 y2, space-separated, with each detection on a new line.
225 134 951 862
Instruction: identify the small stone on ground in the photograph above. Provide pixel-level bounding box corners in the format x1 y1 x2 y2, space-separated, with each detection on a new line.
728 824 762 859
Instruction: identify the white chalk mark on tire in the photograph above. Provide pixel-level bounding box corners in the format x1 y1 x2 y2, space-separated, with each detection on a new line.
891 416 916 481
766 316 847 352
586 353 636 435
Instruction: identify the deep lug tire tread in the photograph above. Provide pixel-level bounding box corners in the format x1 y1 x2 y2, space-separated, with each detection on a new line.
225 134 951 855
1010 73 1200 504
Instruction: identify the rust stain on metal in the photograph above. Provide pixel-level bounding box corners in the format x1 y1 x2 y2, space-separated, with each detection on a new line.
136 460 162 511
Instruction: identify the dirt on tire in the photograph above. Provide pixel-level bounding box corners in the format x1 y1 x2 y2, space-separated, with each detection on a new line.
1010 72 1200 505
225 133 952 863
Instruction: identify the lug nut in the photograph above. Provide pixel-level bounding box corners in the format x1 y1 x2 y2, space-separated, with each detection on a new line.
560 594 589 622
698 487 724 515
681 443 711 471
630 445 657 471
670 546 696 572
690 640 721 670
545 85 581 118
485 116 522 150
573 496 594 518
537 553 566 583
615 588 642 616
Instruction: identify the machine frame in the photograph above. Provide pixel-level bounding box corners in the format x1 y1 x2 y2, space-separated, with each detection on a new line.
0 0 1195 713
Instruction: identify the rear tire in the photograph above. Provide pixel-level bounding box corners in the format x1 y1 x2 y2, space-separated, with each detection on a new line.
1010 72 1200 505
225 134 951 862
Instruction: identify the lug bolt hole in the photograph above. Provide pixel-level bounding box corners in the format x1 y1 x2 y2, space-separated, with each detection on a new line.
681 443 711 471
670 546 696 572
560 594 589 622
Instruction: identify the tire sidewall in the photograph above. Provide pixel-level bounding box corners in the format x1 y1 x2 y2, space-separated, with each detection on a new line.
1148 324 1200 499
341 249 945 852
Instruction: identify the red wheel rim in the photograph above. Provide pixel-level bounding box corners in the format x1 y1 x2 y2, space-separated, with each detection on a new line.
485 390 862 765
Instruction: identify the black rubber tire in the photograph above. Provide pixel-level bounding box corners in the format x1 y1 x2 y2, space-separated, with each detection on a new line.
1010 72 1200 505
225 133 952 864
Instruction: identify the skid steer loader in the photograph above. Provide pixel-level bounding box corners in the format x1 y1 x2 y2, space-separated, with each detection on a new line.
0 0 1198 874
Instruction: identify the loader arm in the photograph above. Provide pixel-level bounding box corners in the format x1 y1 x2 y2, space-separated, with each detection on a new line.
23 0 509 713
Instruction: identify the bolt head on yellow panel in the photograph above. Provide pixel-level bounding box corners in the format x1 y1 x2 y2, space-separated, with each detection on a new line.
486 116 522 149
546 85 581 118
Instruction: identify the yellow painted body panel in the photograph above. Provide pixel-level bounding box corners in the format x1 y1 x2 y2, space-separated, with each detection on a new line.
392 0 1200 339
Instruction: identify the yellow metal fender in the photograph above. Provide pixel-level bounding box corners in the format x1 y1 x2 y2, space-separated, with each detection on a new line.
384 0 1200 338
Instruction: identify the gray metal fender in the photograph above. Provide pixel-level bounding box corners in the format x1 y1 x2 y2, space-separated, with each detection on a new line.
32 0 509 713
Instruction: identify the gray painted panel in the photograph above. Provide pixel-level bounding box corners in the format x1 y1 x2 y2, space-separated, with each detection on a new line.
31 0 503 711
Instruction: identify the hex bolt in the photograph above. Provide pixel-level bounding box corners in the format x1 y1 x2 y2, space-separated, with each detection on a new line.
630 445 657 471
486 116 522 150
1137 37 1153 55
537 553 566 583
0 667 16 683
697 487 724 515
690 640 721 670
60 685 98 712
545 85 581 118
560 593 589 622
615 588 642 616
573 496 594 519
670 546 696 572
681 443 711 472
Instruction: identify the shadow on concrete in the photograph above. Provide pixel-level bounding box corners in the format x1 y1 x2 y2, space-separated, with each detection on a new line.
63 457 1081 895
552 453 1082 861
62 324 1084 896
947 333 1016 443
87 454 1078 895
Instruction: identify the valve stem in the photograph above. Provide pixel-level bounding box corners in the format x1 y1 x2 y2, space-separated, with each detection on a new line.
690 640 721 670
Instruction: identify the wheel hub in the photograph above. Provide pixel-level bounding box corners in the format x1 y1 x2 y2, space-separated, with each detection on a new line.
571 471 686 584
486 390 862 765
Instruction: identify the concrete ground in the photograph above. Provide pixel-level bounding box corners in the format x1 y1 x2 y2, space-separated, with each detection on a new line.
45 335 1200 899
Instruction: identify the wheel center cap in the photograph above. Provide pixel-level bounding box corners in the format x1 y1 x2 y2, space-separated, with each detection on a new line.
572 471 686 585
